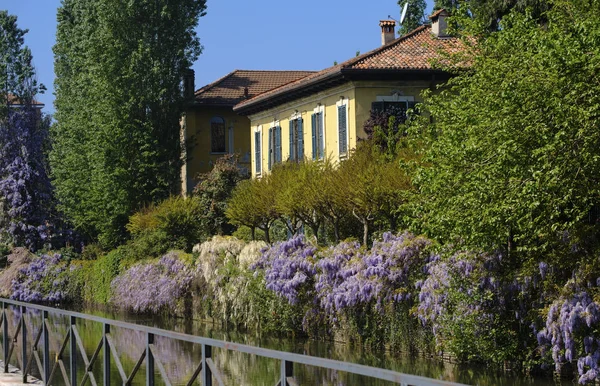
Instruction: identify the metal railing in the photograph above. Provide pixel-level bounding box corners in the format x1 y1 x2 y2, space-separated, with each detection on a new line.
0 298 469 386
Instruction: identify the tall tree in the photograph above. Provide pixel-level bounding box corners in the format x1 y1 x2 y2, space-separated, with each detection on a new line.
0 11 56 250
433 0 550 31
52 0 207 247
397 0 427 36
415 0 600 263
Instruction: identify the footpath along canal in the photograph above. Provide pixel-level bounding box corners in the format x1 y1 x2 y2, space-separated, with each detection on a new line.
0 300 575 385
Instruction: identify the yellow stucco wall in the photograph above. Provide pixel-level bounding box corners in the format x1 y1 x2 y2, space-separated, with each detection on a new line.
246 79 432 178
182 106 251 193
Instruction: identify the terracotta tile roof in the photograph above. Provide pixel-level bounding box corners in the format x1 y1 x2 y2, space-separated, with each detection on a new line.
194 70 316 106
6 93 44 107
235 24 463 112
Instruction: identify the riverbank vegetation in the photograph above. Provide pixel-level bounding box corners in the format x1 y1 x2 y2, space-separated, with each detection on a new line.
2 0 600 384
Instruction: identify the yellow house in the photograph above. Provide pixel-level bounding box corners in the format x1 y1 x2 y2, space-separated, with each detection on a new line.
233 10 462 178
181 69 315 194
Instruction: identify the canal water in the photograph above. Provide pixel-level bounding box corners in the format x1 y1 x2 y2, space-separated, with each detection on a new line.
0 306 574 385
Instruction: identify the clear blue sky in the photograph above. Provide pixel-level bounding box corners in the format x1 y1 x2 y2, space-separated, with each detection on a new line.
3 1 435 115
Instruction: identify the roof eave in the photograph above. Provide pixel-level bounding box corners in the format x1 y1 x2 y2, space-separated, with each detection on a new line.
233 70 345 115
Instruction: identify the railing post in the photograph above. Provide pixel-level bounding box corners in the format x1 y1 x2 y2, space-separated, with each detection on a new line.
70 316 77 386
42 310 50 385
281 360 293 386
103 323 110 386
202 344 212 386
2 302 8 373
21 305 26 384
146 332 154 386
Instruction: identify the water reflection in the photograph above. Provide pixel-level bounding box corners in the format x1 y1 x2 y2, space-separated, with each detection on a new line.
0 306 573 385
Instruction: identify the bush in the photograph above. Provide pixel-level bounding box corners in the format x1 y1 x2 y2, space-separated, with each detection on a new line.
194 155 248 236
10 253 78 303
81 248 124 304
112 252 193 313
127 196 204 253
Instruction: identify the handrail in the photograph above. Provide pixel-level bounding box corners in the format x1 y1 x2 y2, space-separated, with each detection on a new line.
0 298 470 386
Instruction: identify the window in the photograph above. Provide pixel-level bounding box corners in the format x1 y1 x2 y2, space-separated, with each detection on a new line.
289 116 304 162
337 98 349 157
268 123 282 170
311 106 325 160
371 95 416 123
210 116 226 153
254 127 262 175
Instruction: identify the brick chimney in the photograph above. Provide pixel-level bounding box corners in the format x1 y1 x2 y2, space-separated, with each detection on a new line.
430 9 449 38
379 20 396 46
183 68 195 100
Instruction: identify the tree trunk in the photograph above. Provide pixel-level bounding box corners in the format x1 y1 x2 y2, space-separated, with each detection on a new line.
259 225 271 243
309 222 320 243
250 226 256 241
363 220 369 247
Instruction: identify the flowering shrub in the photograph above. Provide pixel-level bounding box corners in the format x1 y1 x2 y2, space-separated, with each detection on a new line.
238 240 268 268
111 252 193 313
537 291 600 384
10 253 73 302
0 108 56 250
417 251 509 362
253 235 317 305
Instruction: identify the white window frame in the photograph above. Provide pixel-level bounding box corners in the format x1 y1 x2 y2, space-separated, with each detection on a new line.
336 98 349 158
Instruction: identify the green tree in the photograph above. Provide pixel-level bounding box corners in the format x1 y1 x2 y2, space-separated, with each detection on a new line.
51 0 206 247
397 0 427 36
433 0 550 31
194 155 248 236
415 0 600 263
226 177 279 243
335 142 412 246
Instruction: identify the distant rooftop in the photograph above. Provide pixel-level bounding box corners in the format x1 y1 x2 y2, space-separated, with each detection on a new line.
194 70 316 107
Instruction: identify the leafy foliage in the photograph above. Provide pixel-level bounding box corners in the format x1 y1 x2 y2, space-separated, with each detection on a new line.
193 155 248 236
51 0 207 248
397 0 427 36
415 0 600 261
127 195 204 253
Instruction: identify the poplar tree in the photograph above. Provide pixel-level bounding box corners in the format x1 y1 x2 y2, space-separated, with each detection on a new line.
52 0 206 247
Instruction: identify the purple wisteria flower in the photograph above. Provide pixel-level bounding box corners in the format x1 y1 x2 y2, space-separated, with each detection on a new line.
537 291 600 384
10 253 71 303
111 252 194 313
252 235 317 305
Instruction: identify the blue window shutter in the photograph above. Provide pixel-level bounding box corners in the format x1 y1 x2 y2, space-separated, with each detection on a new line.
276 126 282 163
311 114 317 160
318 113 324 159
338 105 347 154
268 127 273 170
297 118 304 161
255 131 261 174
289 120 294 161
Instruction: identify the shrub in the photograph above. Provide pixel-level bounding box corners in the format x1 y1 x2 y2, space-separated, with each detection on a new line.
193 155 248 236
111 252 193 313
81 248 123 304
10 253 78 303
127 196 204 253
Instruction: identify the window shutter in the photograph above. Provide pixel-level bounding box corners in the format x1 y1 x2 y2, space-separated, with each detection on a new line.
268 127 273 170
297 118 304 161
338 105 347 155
371 101 384 112
318 113 324 160
276 126 282 163
255 131 261 174
289 120 295 162
311 114 317 160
